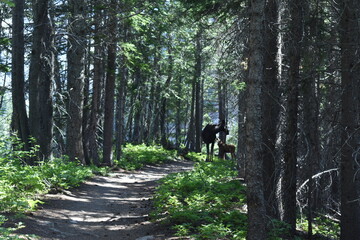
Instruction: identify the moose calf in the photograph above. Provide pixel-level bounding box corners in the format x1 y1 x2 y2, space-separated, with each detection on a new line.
217 139 236 159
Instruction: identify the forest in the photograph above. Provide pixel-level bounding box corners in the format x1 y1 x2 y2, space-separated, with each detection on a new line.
0 0 359 239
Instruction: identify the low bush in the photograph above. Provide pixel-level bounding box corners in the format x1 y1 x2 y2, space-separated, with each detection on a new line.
0 135 106 213
0 136 105 238
151 158 248 239
152 156 340 239
115 143 177 170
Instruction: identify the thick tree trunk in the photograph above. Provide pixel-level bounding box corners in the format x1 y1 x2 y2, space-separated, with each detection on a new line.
302 9 321 235
218 79 227 158
237 88 246 178
262 0 280 219
281 0 303 235
28 0 54 160
103 0 117 166
115 59 127 160
85 2 103 165
66 0 86 163
194 28 202 153
339 0 360 239
11 0 31 158
245 0 267 239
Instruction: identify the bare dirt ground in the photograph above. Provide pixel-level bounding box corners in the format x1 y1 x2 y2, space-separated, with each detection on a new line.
14 159 194 240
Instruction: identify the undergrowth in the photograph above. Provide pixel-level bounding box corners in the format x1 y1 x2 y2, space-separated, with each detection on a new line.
151 158 248 239
0 136 106 239
151 155 340 240
115 143 177 170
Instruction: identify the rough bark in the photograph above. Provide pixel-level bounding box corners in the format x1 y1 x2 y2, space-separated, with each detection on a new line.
262 0 280 219
194 28 202 153
218 79 227 158
186 74 196 151
281 0 303 235
85 0 103 165
102 0 117 166
66 0 86 163
302 7 321 235
115 57 127 161
11 0 31 158
28 0 54 160
339 0 360 239
245 0 267 239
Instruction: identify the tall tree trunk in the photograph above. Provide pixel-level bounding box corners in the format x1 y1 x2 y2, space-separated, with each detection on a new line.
175 77 183 147
103 0 117 166
85 0 103 165
302 67 320 239
281 0 303 235
131 70 143 144
339 0 360 238
194 28 202 153
115 57 127 160
53 18 65 158
186 75 196 151
11 0 31 159
160 46 173 147
218 79 227 157
262 0 280 219
82 57 91 165
28 0 54 160
237 87 246 178
66 0 86 163
245 0 267 239
302 5 321 235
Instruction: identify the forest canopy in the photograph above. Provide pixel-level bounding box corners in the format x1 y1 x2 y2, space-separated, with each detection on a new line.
1 0 359 239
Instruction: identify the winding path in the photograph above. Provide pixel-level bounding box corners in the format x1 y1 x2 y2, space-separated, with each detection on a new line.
16 159 193 240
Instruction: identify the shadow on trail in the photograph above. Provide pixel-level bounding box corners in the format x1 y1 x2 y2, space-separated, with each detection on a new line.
14 159 193 240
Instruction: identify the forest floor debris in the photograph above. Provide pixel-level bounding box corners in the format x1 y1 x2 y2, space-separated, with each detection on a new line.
12 159 194 240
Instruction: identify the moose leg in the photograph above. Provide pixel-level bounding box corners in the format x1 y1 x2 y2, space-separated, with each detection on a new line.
206 143 210 162
210 142 215 161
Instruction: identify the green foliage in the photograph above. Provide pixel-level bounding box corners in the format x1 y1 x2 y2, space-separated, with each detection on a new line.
267 219 292 240
0 136 102 213
153 157 336 239
184 151 207 162
0 215 35 240
0 135 107 238
0 37 11 72
297 215 340 239
38 157 94 190
115 144 177 170
0 0 14 7
152 159 247 239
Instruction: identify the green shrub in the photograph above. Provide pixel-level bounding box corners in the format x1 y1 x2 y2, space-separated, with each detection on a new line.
152 158 247 239
0 214 35 240
297 215 339 239
184 152 207 162
0 136 107 239
115 144 177 170
0 135 105 213
39 157 94 190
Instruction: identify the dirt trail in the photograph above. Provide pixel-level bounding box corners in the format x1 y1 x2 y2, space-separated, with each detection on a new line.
15 159 194 240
